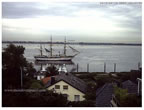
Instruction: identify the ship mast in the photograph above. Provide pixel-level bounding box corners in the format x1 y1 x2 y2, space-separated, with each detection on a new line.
64 37 66 56
40 44 43 56
50 36 53 57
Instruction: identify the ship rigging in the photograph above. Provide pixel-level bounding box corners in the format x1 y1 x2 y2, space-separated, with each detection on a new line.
34 37 79 61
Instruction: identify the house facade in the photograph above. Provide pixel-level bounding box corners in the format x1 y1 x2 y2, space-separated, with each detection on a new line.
46 73 87 102
47 80 85 101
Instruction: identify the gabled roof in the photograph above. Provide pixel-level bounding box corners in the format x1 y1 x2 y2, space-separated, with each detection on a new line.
42 77 51 85
96 83 115 107
96 80 138 107
46 73 87 93
122 80 138 94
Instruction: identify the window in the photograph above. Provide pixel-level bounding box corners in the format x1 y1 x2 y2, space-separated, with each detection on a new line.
63 85 68 90
55 85 60 89
74 95 80 101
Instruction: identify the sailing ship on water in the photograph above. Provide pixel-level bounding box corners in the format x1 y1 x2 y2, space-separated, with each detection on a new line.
34 37 79 61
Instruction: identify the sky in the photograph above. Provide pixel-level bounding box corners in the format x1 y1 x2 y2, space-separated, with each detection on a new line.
2 2 142 43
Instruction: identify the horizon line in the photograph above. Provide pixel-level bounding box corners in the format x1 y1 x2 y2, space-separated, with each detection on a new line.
2 40 142 46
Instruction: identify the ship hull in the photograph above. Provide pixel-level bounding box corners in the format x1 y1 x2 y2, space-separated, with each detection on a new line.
34 56 74 61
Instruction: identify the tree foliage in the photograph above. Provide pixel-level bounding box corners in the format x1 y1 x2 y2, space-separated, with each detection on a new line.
2 91 68 107
25 62 36 78
114 85 141 107
2 44 36 89
45 65 59 76
84 92 96 101
69 100 95 107
116 71 141 83
29 80 44 89
114 85 128 102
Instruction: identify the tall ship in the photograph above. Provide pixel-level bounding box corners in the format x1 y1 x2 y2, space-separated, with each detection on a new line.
34 37 79 61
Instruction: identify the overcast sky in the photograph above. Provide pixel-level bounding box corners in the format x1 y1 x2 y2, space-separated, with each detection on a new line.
2 2 142 43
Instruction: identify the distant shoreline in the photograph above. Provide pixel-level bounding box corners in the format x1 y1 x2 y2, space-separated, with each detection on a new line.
2 41 141 46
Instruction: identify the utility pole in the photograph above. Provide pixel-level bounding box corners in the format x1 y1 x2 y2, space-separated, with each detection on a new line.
40 44 43 56
20 67 23 89
104 63 106 73
138 62 140 70
87 63 89 72
77 63 79 72
114 63 116 73
64 37 66 56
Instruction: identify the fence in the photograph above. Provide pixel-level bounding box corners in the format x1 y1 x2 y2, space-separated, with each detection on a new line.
75 62 141 73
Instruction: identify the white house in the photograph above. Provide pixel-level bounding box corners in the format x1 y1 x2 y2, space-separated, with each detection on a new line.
45 73 87 102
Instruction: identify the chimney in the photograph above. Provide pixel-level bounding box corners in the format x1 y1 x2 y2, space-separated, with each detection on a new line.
51 77 55 85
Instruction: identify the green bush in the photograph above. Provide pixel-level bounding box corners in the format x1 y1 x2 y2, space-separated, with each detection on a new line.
2 91 68 107
69 100 95 107
114 85 141 107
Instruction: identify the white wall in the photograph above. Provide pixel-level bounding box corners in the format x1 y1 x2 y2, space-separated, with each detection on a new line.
47 80 85 101
37 75 45 80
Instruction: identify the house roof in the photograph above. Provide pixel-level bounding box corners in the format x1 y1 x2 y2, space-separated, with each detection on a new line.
45 73 87 93
95 80 138 107
42 77 51 85
96 83 115 107
122 80 138 94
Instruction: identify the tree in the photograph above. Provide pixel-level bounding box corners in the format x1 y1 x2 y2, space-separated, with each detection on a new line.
45 65 59 76
25 62 36 78
114 85 141 107
2 44 27 88
2 91 68 107
114 85 128 102
29 80 44 89
69 100 95 107
116 71 141 83
123 94 141 107
2 44 36 89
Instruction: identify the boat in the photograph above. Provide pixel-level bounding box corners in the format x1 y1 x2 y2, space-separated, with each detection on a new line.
34 37 79 61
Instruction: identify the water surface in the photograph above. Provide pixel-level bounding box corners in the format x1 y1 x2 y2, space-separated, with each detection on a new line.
2 43 142 73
